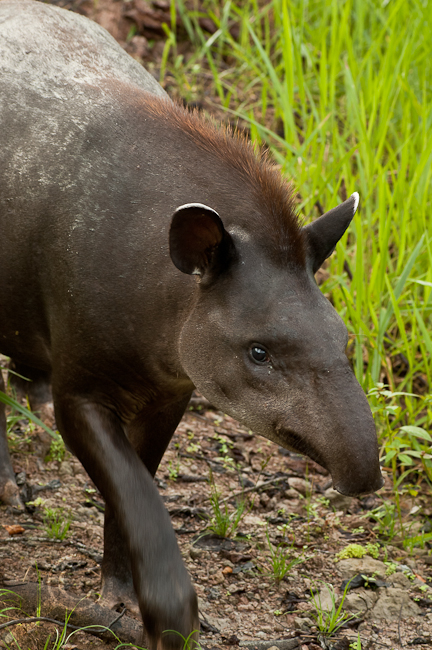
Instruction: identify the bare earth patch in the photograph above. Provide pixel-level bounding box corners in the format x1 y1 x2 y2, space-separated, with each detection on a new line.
1 396 431 649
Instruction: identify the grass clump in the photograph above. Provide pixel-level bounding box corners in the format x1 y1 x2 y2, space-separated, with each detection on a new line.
310 579 358 637
207 480 247 538
264 526 308 582
42 507 72 541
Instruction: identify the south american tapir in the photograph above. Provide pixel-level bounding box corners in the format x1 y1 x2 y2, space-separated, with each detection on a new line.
0 1 383 647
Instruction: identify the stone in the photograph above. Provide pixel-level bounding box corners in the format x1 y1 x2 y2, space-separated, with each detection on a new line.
294 617 314 631
213 572 225 585
324 487 354 511
239 641 300 650
313 586 337 612
189 547 203 560
289 478 310 496
58 460 73 477
336 557 388 580
344 588 378 614
371 587 421 620
388 572 411 589
284 489 301 499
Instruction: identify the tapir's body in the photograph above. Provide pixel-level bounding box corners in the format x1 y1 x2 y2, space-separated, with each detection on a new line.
0 2 382 648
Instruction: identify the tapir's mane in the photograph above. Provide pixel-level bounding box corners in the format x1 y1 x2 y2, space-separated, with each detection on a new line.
143 95 306 267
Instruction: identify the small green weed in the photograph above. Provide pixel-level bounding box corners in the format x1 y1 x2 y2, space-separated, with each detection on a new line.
385 562 397 576
310 579 357 637
403 530 432 554
0 388 59 441
335 543 380 562
167 457 180 481
264 527 307 582
366 501 399 541
207 475 247 538
349 633 362 650
45 438 66 463
43 507 72 541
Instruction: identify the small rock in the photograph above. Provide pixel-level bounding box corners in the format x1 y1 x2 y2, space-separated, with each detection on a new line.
405 558 418 571
344 588 378 614
213 572 225 585
336 557 387 580
324 487 354 511
189 547 203 560
289 478 310 496
284 489 301 499
58 461 73 477
372 587 421 619
294 616 314 631
313 585 338 612
398 563 414 573
388 572 411 588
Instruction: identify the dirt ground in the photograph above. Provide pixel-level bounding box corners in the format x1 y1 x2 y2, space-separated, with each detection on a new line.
1 378 432 649
1 1 432 649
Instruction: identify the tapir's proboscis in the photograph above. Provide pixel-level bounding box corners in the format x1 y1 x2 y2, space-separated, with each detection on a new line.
0 1 383 647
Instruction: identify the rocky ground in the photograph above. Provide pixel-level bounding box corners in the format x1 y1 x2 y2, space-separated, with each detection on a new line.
0 382 431 649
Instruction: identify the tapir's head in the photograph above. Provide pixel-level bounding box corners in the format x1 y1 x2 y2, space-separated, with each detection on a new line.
169 193 383 497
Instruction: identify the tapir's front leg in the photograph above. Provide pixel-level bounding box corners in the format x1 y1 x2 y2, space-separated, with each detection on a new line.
53 391 198 650
101 394 193 615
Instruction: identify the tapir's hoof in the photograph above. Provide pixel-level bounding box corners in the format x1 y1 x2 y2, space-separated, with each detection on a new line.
100 579 140 617
144 590 200 650
0 479 24 509
148 622 199 650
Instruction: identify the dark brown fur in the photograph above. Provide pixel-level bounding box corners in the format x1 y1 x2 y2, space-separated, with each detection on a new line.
142 95 306 266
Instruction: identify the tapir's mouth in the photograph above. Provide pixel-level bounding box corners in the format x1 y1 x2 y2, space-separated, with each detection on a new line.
280 429 329 472
279 428 383 497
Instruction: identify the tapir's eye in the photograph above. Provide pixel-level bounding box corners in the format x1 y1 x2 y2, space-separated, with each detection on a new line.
250 346 269 364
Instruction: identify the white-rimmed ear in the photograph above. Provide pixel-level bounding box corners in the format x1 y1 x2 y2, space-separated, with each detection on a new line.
169 203 236 277
304 193 359 273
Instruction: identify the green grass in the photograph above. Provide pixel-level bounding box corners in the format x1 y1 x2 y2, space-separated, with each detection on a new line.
264 526 307 582
206 473 248 538
164 0 432 494
310 579 358 637
42 507 72 541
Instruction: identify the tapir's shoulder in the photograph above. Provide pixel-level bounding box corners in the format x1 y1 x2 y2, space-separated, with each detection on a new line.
0 0 166 100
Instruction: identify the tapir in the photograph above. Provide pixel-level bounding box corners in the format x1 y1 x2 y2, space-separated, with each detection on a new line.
0 1 383 647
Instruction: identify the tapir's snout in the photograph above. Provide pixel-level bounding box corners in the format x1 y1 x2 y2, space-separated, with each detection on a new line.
311 369 383 498
332 463 384 497
275 361 383 498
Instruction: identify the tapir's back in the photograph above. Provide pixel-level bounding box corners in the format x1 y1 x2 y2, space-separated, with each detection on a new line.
0 0 168 367
0 0 166 99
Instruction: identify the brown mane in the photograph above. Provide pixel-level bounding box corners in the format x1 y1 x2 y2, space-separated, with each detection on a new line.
143 95 306 267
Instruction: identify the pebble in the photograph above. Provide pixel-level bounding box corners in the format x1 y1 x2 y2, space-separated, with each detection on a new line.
288 477 310 496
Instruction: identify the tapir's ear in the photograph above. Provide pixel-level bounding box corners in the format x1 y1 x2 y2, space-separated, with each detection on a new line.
169 203 235 277
304 192 359 273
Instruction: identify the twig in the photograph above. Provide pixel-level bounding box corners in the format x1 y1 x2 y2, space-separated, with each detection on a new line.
199 475 290 504
0 611 125 634
0 616 94 632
